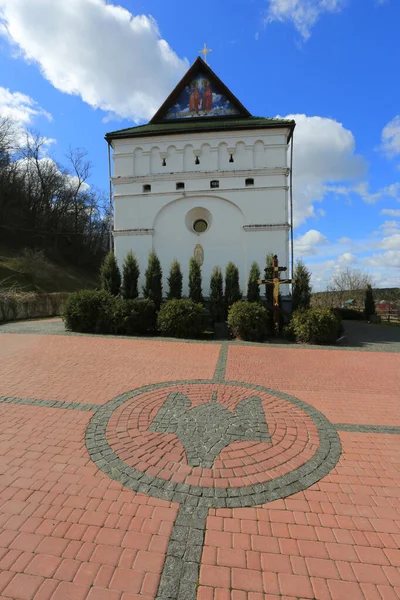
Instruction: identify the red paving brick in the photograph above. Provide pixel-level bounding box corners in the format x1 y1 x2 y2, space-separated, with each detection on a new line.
0 333 399 599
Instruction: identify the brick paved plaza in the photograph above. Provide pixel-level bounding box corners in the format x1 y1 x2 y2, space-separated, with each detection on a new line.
0 322 399 599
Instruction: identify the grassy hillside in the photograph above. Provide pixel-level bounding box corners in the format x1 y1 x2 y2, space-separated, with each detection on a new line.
0 246 99 293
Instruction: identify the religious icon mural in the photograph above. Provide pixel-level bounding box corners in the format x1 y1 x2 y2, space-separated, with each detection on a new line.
165 73 240 120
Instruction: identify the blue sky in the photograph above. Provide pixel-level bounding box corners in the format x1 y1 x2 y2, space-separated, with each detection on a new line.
0 0 399 289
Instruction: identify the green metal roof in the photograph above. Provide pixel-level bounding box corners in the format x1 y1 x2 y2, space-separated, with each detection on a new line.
105 116 295 142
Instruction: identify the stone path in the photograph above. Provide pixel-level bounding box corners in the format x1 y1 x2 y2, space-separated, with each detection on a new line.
0 326 399 599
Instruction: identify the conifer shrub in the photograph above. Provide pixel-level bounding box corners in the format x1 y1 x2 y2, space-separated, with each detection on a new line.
209 266 225 323
289 308 342 344
143 251 162 310
225 262 241 310
157 299 209 338
114 299 157 335
227 301 271 341
100 252 121 297
292 259 312 311
189 257 204 304
64 290 116 334
121 251 140 300
364 284 376 320
247 262 261 303
167 259 183 300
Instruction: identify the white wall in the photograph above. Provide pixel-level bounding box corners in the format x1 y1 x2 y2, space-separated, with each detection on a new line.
112 127 291 297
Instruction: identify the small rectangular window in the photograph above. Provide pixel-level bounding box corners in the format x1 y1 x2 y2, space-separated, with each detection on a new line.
143 184 151 193
245 178 254 187
210 180 219 189
176 182 185 190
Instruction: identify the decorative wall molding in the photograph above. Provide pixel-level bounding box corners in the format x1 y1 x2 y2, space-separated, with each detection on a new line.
243 223 290 232
112 168 289 185
113 228 154 236
114 186 289 199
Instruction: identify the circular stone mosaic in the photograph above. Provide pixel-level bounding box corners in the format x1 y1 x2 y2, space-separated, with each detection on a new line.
86 380 341 508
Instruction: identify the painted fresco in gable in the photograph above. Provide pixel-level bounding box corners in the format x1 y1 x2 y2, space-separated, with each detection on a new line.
164 73 240 120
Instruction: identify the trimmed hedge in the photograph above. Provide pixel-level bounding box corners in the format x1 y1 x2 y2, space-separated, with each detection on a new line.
115 298 157 335
157 298 209 338
228 301 271 341
63 290 116 334
334 308 364 320
64 291 156 336
289 308 342 344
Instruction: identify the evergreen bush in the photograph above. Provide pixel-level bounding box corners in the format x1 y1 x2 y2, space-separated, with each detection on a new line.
64 290 116 334
364 284 376 320
334 308 364 320
157 299 209 338
289 308 342 344
143 251 163 310
247 262 261 303
167 259 183 300
121 251 140 300
100 252 121 297
189 257 204 304
292 259 312 311
209 266 225 323
225 262 241 310
114 299 157 335
227 301 271 341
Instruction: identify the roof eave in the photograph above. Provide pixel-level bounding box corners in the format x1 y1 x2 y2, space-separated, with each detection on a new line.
105 120 295 142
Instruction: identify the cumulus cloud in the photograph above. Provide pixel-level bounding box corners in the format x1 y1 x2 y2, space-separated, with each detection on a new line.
295 229 329 256
266 0 345 40
0 86 51 125
0 0 188 122
337 252 356 266
285 114 366 225
381 115 400 157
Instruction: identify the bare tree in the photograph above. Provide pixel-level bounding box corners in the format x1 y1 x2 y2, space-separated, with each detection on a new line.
327 267 372 307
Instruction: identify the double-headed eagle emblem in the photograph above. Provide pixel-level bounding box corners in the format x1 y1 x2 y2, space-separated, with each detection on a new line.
148 391 271 468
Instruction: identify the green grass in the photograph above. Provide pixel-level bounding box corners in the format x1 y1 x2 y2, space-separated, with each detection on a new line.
0 246 99 293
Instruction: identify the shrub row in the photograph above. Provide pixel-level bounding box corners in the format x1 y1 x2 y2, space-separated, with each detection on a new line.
64 291 210 338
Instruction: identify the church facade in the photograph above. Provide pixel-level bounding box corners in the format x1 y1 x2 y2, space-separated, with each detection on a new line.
106 57 295 298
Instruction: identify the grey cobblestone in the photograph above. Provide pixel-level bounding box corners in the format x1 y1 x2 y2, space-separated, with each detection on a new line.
85 379 342 508
335 423 400 434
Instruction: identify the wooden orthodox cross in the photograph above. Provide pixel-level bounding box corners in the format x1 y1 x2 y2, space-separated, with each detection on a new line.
258 255 293 333
199 43 212 64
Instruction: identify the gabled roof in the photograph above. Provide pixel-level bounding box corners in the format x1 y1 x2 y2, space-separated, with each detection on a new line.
105 57 296 142
150 56 250 122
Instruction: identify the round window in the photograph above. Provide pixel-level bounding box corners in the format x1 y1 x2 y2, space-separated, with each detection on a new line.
193 219 208 234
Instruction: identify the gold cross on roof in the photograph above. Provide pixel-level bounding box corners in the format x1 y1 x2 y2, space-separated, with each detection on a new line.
199 43 212 64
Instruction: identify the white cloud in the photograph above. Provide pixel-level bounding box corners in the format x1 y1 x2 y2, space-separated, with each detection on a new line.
327 181 400 205
266 0 345 40
285 114 366 225
295 229 329 256
381 115 400 158
379 220 400 236
381 233 400 250
0 0 188 122
0 86 51 125
381 208 400 217
364 251 400 270
337 252 356 265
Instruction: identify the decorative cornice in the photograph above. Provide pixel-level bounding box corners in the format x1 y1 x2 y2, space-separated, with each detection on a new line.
112 168 289 185
113 228 154 236
114 186 289 199
243 223 291 232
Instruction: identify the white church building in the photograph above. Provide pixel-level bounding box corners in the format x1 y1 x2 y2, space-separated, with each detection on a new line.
106 57 295 298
